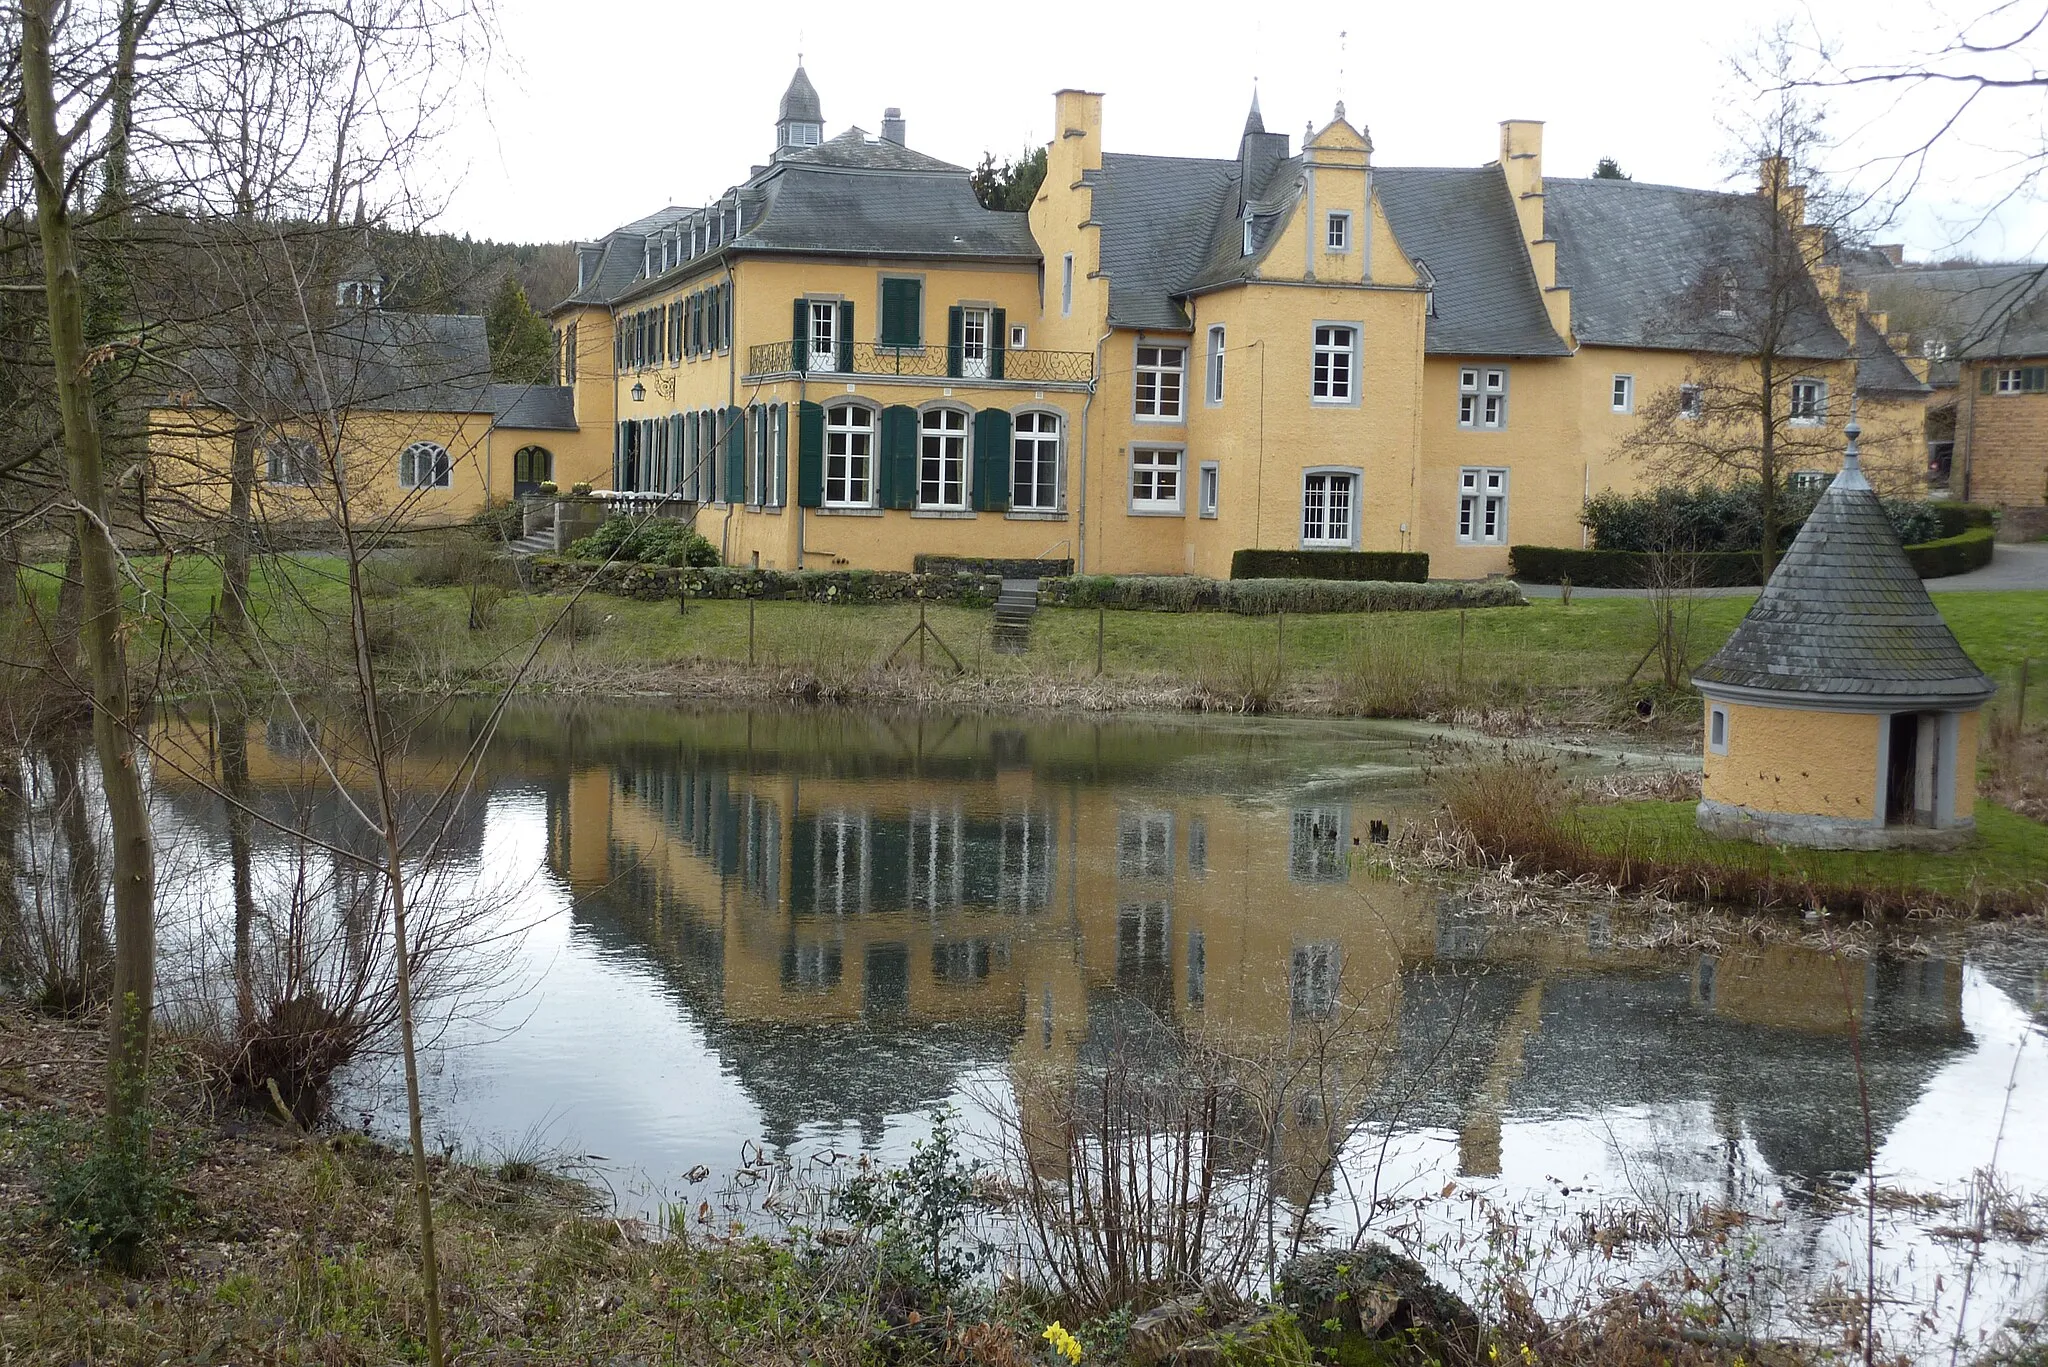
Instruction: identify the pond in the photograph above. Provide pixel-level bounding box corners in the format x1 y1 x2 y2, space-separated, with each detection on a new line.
16 703 2048 1357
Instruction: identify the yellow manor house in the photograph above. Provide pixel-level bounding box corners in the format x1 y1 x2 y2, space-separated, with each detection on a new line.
538 65 1931 577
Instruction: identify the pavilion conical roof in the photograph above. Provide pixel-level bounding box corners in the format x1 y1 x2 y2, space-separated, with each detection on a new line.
1693 437 1995 709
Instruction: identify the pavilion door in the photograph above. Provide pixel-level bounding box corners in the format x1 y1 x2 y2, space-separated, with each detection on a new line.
513 446 552 497
1884 712 1941 827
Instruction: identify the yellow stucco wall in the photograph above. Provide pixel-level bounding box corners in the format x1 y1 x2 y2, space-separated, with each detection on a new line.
1702 702 1880 819
1954 708 1980 816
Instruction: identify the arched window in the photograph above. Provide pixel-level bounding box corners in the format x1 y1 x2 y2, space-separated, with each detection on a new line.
1012 410 1062 512
824 403 875 507
512 445 553 495
399 441 451 490
918 406 970 509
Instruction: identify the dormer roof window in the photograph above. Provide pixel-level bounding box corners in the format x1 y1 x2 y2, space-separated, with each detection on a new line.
337 275 381 309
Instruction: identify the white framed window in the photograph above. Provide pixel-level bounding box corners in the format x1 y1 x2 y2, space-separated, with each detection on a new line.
1198 462 1219 519
398 440 451 490
1992 366 2047 394
1012 410 1061 512
1709 706 1729 755
1134 344 1185 420
1679 384 1704 420
824 403 874 507
1312 324 1357 403
1790 469 1830 490
1129 447 1183 514
919 407 970 509
264 436 320 486
1061 254 1074 316
959 308 992 379
1457 466 1509 544
1326 211 1351 252
1301 470 1357 547
750 403 786 507
1458 367 1508 429
807 299 838 373
1009 324 1028 350
1206 325 1226 406
1611 374 1634 413
1788 378 1827 425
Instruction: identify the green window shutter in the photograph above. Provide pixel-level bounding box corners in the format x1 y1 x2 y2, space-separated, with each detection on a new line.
725 406 746 503
796 401 824 507
947 306 964 379
990 308 1007 379
775 402 790 506
1981 367 1996 394
837 301 855 372
881 405 918 510
793 297 807 371
972 408 1012 512
881 278 922 346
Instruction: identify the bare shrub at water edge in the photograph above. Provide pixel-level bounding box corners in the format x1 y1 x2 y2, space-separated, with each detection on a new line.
1194 618 1290 714
1435 747 1582 867
1983 706 2046 822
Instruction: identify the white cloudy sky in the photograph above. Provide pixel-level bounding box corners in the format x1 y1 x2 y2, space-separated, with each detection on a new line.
433 0 2048 261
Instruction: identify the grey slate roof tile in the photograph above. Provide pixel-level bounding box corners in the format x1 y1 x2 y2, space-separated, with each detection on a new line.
1850 262 2048 361
1376 166 1570 356
1694 456 1993 706
1093 152 1239 330
185 311 496 416
1853 315 1930 395
489 383 577 431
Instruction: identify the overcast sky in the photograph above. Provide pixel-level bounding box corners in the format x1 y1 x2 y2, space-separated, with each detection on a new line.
434 0 2047 262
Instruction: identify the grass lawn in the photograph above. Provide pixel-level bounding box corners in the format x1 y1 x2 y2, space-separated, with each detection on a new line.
1573 797 2048 901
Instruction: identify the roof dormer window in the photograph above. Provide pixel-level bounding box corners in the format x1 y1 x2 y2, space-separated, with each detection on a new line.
1242 212 1256 256
337 277 381 309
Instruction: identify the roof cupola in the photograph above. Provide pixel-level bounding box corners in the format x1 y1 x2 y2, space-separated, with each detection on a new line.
775 62 824 157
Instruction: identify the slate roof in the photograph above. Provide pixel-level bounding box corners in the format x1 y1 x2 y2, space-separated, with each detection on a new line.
490 383 577 430
1091 152 1245 329
1850 262 2048 363
1693 446 1994 707
1376 166 1571 356
1547 177 1850 360
778 65 822 124
183 311 497 416
1853 315 1931 395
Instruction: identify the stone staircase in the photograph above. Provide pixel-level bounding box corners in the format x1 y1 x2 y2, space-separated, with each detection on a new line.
991 578 1040 653
505 527 555 557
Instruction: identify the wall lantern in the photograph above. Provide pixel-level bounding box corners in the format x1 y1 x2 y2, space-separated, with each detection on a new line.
630 381 646 402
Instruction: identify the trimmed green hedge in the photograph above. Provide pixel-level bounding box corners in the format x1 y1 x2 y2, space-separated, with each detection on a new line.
1513 526 1996 586
1929 503 1997 538
913 555 1074 578
1051 575 1519 614
1904 527 1996 578
1230 549 1429 583
1508 546 1765 588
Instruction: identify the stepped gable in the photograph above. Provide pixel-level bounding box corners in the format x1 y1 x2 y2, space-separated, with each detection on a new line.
1693 434 1994 707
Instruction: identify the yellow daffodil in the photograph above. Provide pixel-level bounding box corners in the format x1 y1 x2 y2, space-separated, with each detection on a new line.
1042 1321 1084 1365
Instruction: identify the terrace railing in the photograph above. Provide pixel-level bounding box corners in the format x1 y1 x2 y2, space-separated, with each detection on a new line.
744 340 1094 385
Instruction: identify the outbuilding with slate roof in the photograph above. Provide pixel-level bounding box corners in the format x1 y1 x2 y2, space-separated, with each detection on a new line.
1692 421 1995 850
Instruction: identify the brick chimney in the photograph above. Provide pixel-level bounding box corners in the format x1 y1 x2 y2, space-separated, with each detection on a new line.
881 107 906 145
1498 120 1571 340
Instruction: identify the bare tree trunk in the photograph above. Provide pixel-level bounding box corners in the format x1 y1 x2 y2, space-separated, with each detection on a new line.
52 531 83 672
48 731 108 1007
217 702 257 1029
219 416 256 639
22 0 158 1125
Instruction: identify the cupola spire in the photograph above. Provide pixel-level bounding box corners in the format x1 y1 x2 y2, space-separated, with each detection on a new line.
775 60 824 157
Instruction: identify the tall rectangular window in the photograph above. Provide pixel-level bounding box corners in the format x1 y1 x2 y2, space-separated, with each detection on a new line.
1679 383 1703 419
1458 367 1508 428
1326 211 1351 251
1198 462 1219 519
919 407 969 509
264 437 319 486
1061 254 1074 316
880 277 923 347
1611 374 1634 413
824 403 873 507
959 307 992 379
1312 325 1356 402
1457 466 1510 544
1012 411 1061 511
1709 706 1729 755
1206 326 1226 405
1129 448 1183 513
1789 378 1828 424
1301 471 1356 546
807 300 838 373
1134 345 1185 419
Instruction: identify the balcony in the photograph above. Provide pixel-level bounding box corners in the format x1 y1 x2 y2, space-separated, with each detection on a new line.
744 340 1094 386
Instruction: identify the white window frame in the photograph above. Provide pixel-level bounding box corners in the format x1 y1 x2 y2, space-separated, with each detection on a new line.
1134 344 1186 421
1458 367 1509 429
958 307 992 380
1709 706 1729 756
398 440 451 490
823 402 876 508
1009 324 1028 350
1011 409 1063 512
1611 374 1634 414
264 435 320 486
1326 211 1351 252
1678 383 1704 420
1788 378 1827 425
918 405 971 510
749 404 786 508
1457 466 1510 545
1129 446 1184 515
1300 467 1360 548
1206 325 1226 406
1311 323 1358 404
807 298 839 374
1198 461 1220 519
1061 254 1074 317
1994 366 2046 394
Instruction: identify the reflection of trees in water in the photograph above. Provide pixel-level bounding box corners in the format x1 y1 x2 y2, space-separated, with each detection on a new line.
0 734 110 1013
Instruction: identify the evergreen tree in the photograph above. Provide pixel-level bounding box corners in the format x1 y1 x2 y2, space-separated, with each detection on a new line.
486 276 554 384
971 145 1049 212
1593 157 1631 180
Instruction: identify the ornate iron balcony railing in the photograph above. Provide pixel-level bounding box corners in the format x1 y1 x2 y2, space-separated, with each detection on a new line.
744 340 1093 385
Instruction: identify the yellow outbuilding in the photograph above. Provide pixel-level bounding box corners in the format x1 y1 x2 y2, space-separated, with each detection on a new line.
1692 421 1994 850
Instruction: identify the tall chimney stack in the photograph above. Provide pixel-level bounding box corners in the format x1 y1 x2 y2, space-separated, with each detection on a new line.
881 107 906 145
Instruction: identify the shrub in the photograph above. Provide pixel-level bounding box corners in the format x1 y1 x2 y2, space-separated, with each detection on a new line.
1904 526 1995 578
466 500 523 544
1583 482 1949 553
1929 502 1997 538
1229 548 1428 582
409 537 491 587
834 1108 991 1307
1509 546 1764 588
32 1087 190 1268
1051 576 1520 614
913 554 1074 577
569 515 719 568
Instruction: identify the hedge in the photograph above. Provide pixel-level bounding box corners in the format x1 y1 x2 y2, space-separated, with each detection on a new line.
1512 527 1996 587
1903 526 1996 579
1508 546 1766 588
526 560 1522 614
1928 503 1997 538
912 555 1075 578
1230 549 1429 583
